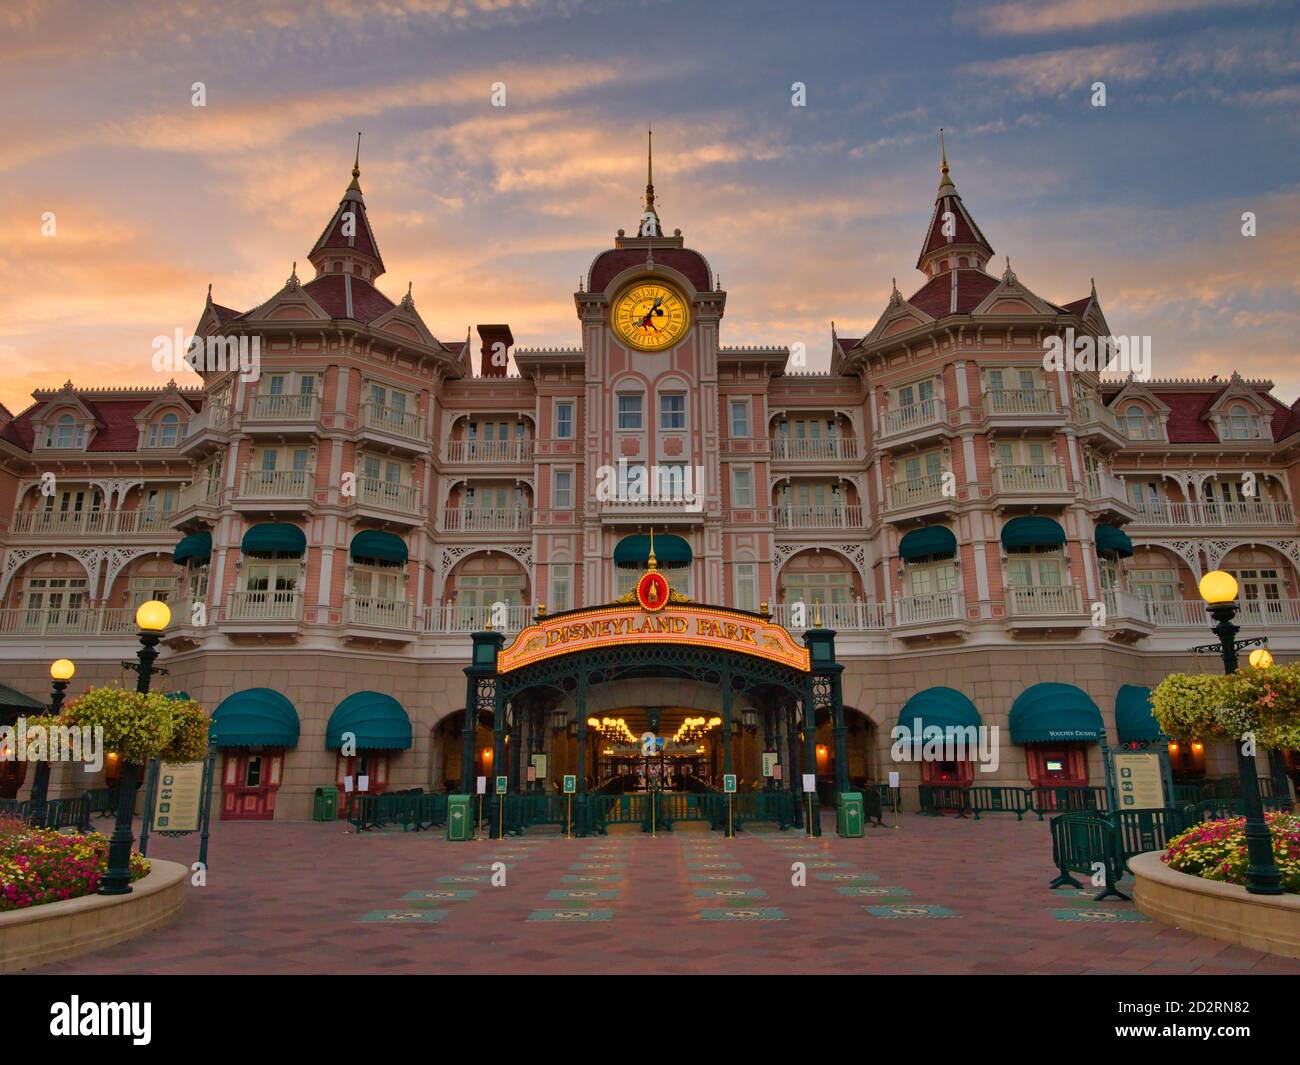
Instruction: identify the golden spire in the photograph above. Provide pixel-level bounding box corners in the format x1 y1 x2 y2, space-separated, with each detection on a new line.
937 128 956 195
814 598 823 627
645 127 655 212
348 131 362 192
647 526 658 570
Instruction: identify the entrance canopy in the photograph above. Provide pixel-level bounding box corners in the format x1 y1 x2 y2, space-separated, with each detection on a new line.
350 529 407 565
897 686 981 733
326 691 412 750
211 688 301 748
1115 684 1163 744
1095 524 1134 559
1009 682 1104 743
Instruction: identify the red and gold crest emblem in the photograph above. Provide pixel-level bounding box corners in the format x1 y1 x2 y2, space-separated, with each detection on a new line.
636 570 669 612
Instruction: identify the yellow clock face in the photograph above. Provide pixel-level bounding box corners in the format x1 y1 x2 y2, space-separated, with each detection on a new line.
610 282 691 352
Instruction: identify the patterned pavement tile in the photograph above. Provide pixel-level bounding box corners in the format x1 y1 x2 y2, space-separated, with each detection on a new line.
689 873 754 882
546 889 620 900
694 888 768 899
402 890 478 902
559 874 624 883
814 872 881 882
865 905 961 919
698 908 787 921
527 909 614 922
357 910 448 923
834 886 913 897
1050 908 1149 923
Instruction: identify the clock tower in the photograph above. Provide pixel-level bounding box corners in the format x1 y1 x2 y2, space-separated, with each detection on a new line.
575 130 729 605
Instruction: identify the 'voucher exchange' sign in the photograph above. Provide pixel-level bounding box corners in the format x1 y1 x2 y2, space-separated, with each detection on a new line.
497 604 810 674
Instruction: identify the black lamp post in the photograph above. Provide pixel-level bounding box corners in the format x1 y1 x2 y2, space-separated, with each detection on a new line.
1199 571 1283 896
99 600 170 896
29 658 75 828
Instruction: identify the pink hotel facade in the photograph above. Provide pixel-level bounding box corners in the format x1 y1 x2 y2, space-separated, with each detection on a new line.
2 147 1299 820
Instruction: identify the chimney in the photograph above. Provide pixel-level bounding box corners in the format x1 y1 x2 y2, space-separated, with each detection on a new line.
477 324 514 377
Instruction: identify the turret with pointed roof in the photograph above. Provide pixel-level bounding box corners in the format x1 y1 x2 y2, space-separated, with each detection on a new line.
308 133 386 281
639 128 662 238
915 130 993 278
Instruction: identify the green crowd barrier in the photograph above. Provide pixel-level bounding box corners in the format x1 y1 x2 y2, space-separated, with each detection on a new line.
1029 786 1108 819
1048 813 1128 901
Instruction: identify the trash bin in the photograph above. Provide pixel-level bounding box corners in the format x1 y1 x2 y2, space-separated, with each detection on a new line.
446 794 474 841
836 791 864 838
313 786 338 822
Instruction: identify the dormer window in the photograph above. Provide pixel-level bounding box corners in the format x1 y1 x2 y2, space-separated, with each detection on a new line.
148 411 186 448
1124 404 1156 441
46 413 83 449
1225 403 1263 441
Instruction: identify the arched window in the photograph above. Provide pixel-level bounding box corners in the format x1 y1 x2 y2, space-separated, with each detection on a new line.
1227 403 1254 440
52 413 79 449
150 411 182 448
1124 404 1149 440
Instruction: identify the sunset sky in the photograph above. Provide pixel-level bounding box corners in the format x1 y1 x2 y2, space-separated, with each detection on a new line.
2 0 1297 411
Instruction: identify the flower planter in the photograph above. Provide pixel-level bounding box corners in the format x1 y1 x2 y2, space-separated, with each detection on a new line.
0 858 187 973
1130 851 1300 959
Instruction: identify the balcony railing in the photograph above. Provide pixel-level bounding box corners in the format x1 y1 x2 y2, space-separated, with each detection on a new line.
1005 584 1083 616
356 478 420 515
894 591 964 626
424 603 531 633
224 590 303 622
878 399 945 438
1084 470 1128 504
885 474 949 511
240 469 313 498
345 596 413 629
246 393 321 422
993 464 1067 494
1102 589 1151 624
443 439 534 463
0 606 138 636
441 507 531 532
772 601 886 632
984 388 1056 416
361 402 425 441
1074 397 1122 433
1133 597 1300 628
9 508 178 537
771 436 860 461
178 477 224 510
1129 500 1296 526
775 504 864 529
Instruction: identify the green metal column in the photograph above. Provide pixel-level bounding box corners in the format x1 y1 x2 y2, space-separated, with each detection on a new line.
463 629 504 794
721 661 733 778
785 700 800 795
762 700 775 791
830 669 848 796
575 670 588 834
459 673 478 794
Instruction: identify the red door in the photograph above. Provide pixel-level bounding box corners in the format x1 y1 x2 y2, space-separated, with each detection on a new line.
335 752 389 818
221 749 284 820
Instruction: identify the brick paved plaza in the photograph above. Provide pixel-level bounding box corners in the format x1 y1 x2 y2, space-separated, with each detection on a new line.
36 814 1300 976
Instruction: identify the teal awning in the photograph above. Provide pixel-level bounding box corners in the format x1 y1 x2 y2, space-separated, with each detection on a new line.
1095 524 1134 558
898 526 957 561
210 688 301 748
172 531 212 564
0 683 44 710
1001 516 1066 549
896 687 981 734
326 691 412 750
1116 684 1164 744
350 530 407 565
613 533 692 569
1009 683 1104 743
241 523 306 556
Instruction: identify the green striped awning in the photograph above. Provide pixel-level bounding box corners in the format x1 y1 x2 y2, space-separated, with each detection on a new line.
1116 684 1164 744
172 531 212 564
210 688 301 748
898 526 957 561
1000 516 1066 549
1009 683 1104 743
350 530 407 565
613 533 692 569
241 523 306 556
326 691 412 751
896 687 981 733
1095 524 1134 558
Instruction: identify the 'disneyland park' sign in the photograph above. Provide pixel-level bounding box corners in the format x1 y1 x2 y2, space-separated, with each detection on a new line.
497 604 810 674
